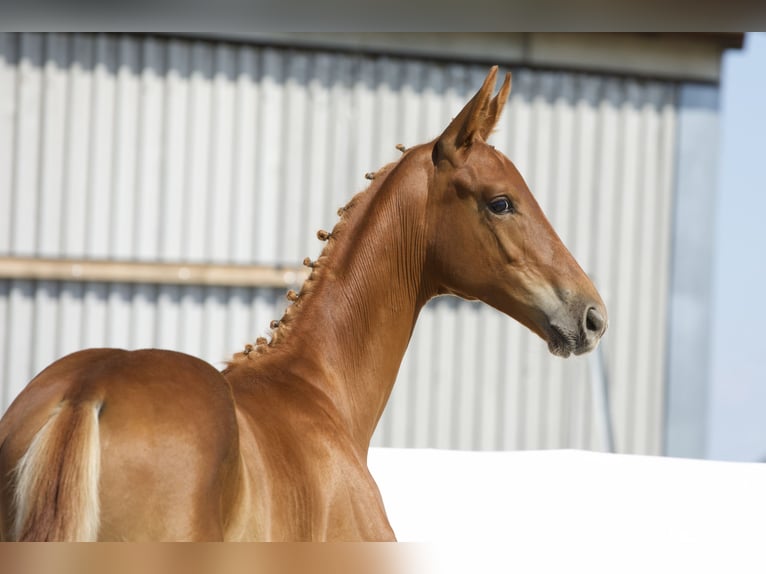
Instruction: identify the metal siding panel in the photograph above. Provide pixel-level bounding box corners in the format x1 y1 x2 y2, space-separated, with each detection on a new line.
399 61 425 150
281 53 310 264
201 286 227 367
156 284 182 349
348 57 374 191
0 281 8 407
106 283 132 349
58 281 85 358
12 34 43 257
130 284 157 349
226 287 252 356
0 279 290 401
569 76 611 449
544 72 573 449
326 57 355 233
525 72 554 450
611 80 643 453
228 46 259 265
207 46 236 264
500 322 525 450
665 84 718 458
134 38 164 261
455 301 480 450
421 65 448 143
550 85 590 445
564 358 590 449
553 74 576 247
549 75 592 450
494 79 527 452
504 70 536 450
179 285 203 357
0 35 17 254
253 49 282 265
567 76 601 451
591 79 623 451
0 35 682 457
5 281 35 405
185 43 214 263
649 94 677 454
37 34 69 258
372 58 400 175
62 35 95 257
111 37 139 260
30 281 58 377
632 83 668 455
303 53 333 266
433 300 459 449
477 305 502 450
411 304 436 448
81 282 108 349
571 76 600 281
161 39 192 262
86 35 117 260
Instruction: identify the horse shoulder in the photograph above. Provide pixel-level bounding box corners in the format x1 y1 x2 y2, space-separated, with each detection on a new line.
229 378 394 540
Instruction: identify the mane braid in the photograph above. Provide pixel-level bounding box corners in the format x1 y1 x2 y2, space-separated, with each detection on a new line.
223 156 403 372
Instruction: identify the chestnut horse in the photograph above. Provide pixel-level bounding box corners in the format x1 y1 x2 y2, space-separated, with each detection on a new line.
0 67 606 541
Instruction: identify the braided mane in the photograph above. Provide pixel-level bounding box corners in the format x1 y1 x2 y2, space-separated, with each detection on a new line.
225 150 409 368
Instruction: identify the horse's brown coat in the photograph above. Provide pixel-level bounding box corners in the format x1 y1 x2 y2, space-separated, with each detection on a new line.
0 67 607 541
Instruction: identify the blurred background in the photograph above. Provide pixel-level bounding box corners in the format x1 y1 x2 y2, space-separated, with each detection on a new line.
0 32 762 461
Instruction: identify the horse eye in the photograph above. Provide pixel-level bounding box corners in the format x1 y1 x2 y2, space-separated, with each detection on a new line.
488 196 514 215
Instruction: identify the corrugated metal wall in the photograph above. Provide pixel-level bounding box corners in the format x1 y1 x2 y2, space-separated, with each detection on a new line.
0 33 678 454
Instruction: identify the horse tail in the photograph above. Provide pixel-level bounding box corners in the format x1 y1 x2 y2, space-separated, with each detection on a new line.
12 400 102 541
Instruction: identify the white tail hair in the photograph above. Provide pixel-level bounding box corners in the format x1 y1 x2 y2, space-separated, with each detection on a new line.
12 400 102 541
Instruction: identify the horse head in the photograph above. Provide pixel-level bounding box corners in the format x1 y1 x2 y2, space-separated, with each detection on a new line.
426 66 607 357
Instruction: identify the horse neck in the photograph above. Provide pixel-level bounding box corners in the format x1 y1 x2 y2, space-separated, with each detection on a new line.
258 150 434 453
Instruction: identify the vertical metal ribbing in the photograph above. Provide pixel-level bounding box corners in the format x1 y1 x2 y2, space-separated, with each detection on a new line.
161 38 191 263
207 43 236 265
37 34 66 258
134 37 164 262
648 89 677 455
110 35 139 261
0 34 680 456
228 44 258 266
0 35 18 253
11 34 43 257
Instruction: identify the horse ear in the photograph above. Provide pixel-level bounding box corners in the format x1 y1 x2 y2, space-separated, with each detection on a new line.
479 72 511 140
433 66 504 167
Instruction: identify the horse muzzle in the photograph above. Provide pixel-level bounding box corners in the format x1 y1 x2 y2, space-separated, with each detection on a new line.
545 302 607 358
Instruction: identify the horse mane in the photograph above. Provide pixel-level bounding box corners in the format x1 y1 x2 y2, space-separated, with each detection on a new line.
224 150 408 370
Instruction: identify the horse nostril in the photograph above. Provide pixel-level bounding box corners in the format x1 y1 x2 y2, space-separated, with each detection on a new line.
585 306 605 334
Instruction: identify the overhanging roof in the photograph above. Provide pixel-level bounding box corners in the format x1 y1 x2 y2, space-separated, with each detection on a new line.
185 32 745 84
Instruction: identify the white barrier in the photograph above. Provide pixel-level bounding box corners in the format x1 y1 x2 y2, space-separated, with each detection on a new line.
368 448 766 573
